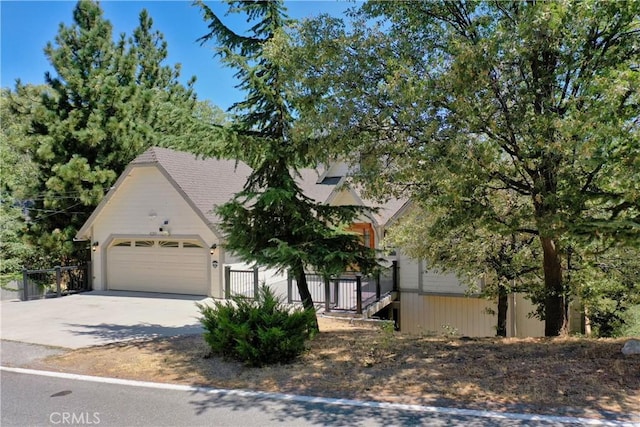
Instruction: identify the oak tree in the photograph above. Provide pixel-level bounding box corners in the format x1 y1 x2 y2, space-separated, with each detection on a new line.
292 1 639 335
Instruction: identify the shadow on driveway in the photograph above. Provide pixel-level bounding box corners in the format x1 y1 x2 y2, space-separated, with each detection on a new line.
63 322 202 343
1 291 207 349
81 290 206 301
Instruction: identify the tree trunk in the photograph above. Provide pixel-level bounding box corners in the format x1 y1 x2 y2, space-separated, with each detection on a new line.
496 284 508 337
293 261 319 332
540 236 567 336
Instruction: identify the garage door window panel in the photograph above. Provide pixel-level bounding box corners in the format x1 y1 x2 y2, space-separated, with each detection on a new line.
107 238 208 295
159 241 179 248
183 242 204 248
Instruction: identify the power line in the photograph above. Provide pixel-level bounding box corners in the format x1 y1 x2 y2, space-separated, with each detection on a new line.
12 187 112 201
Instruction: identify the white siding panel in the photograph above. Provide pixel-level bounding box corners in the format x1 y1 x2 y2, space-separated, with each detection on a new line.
400 293 497 337
330 190 373 225
512 293 545 337
396 253 470 294
94 167 215 238
421 270 467 294
324 162 350 177
401 292 546 338
397 251 420 291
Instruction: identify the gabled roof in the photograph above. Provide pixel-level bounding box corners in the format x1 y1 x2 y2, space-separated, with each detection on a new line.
295 168 337 204
76 146 407 240
327 181 409 227
365 195 409 227
130 147 252 225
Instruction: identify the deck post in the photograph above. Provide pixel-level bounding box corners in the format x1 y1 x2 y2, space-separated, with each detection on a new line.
392 260 398 291
376 271 381 301
356 274 362 314
224 266 231 298
287 270 293 304
324 277 331 313
253 267 259 297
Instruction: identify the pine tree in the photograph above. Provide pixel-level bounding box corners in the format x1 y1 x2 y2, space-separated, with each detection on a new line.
195 0 379 329
17 0 199 262
1 87 43 278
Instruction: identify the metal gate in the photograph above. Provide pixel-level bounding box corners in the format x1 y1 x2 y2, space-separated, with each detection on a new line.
21 264 92 301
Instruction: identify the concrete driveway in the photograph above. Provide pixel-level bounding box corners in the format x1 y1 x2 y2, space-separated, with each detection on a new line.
0 291 208 349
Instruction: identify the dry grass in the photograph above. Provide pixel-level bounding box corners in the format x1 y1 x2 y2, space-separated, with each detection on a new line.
30 316 640 419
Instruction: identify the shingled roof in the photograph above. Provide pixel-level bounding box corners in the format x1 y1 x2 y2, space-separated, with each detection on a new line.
77 146 406 240
133 147 347 219
131 147 252 225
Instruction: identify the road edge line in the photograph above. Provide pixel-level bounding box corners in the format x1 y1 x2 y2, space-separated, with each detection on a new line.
1 366 636 426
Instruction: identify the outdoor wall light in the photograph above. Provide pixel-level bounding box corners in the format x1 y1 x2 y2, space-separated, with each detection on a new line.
92 242 99 251
210 243 217 255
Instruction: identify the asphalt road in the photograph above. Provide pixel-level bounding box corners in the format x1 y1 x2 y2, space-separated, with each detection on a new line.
1 369 618 427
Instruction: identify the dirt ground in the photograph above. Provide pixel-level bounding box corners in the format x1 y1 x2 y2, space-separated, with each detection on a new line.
29 316 640 420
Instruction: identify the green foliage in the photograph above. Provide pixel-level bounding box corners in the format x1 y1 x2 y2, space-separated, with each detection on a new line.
291 1 640 336
573 246 640 337
620 305 640 338
197 285 317 366
378 320 396 350
194 0 380 318
7 0 214 263
386 201 544 336
0 89 47 279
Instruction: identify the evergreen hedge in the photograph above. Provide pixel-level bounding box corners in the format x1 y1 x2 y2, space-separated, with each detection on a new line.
197 285 317 366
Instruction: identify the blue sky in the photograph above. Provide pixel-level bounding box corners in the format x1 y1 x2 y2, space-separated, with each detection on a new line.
1 1 356 111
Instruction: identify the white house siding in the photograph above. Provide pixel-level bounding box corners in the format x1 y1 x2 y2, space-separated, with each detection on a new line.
508 293 545 337
396 250 420 291
397 250 546 337
400 292 546 337
397 251 470 294
418 257 474 294
422 269 467 294
400 293 497 336
90 166 221 297
330 190 374 224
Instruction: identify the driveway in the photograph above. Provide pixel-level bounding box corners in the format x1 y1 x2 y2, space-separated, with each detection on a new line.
0 291 208 350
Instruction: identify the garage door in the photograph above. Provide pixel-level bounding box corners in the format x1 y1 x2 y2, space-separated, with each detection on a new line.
107 239 209 295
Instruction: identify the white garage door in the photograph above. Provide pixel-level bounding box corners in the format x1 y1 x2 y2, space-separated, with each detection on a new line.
107 239 209 295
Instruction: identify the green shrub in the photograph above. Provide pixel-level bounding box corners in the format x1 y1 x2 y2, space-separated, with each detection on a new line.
197 285 317 366
619 305 640 337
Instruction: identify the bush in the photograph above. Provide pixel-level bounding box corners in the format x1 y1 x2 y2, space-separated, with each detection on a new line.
197 285 317 366
619 305 640 337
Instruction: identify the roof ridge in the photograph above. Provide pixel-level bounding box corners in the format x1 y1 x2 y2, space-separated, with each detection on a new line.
132 146 161 164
